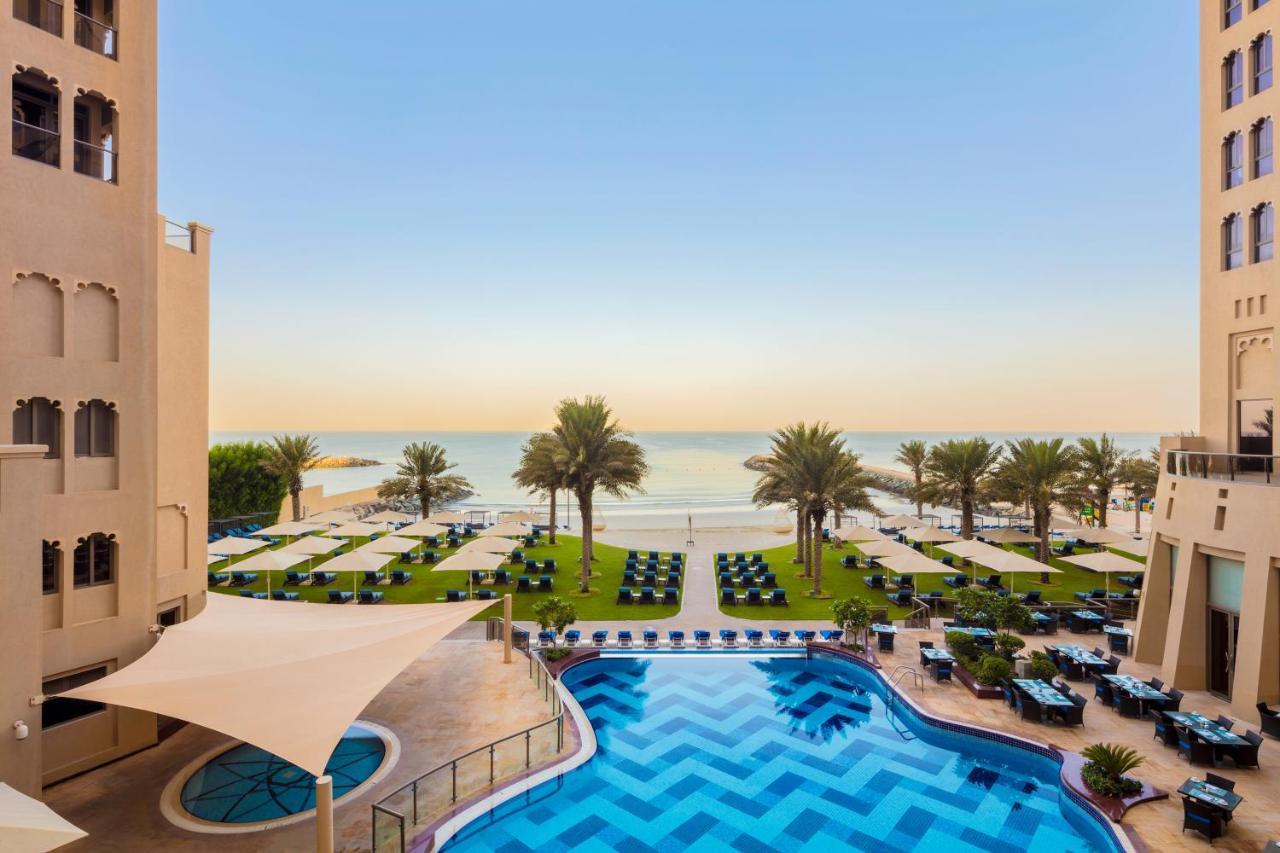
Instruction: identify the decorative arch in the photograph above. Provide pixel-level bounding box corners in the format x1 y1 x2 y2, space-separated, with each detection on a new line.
9 273 64 357
74 282 119 361
1234 331 1275 392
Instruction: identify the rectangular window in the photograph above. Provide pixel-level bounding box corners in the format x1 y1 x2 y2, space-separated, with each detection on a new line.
12 398 60 459
158 606 182 627
1227 52 1244 108
1225 215 1244 269
1255 119 1273 177
73 533 113 588
1256 35 1273 93
74 401 115 457
1227 0 1244 26
42 540 59 594
41 666 108 729
1255 204 1274 261
1226 133 1244 188
13 0 65 36
1208 555 1244 611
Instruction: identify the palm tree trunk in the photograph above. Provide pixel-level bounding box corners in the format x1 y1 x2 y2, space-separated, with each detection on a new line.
418 488 431 520
1098 490 1109 528
914 473 924 516
960 496 973 540
1133 499 1141 534
811 513 824 595
1037 506 1050 584
579 492 592 593
548 490 557 545
795 508 805 564
802 518 813 577
290 489 302 522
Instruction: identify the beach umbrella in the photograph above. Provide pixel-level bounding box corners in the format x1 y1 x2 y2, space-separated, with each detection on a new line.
254 521 326 540
902 525 959 558
328 521 394 539
207 537 266 569
456 537 521 555
856 539 915 559
206 554 223 567
318 550 397 596
831 525 882 543
879 552 957 576
424 511 466 525
433 550 507 598
0 782 87 853
356 536 422 556
500 511 536 523
362 510 415 524
304 509 358 525
279 536 345 572
938 538 1009 581
478 521 529 538
1062 527 1129 546
984 527 1040 545
394 520 451 539
879 513 922 529
986 549 1061 595
225 550 311 596
1060 550 1144 596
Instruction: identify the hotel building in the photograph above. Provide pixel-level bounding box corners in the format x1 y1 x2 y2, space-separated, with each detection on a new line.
1 0 210 795
1134 0 1280 723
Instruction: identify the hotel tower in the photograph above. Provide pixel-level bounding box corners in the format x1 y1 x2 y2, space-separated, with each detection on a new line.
1134 0 1280 724
1 0 210 795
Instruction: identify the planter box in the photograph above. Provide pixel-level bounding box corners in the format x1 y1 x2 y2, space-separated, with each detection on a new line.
543 648 599 679
954 663 1004 699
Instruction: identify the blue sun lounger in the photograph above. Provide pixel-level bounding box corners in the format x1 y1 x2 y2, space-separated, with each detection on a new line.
358 590 384 604
564 630 581 647
643 630 659 648
239 590 267 599
694 630 711 648
745 629 764 647
668 630 685 648
795 629 816 643
820 629 844 643
327 590 354 604
617 630 633 649
271 589 300 601
770 629 791 646
537 630 556 648
719 629 739 648
592 630 608 647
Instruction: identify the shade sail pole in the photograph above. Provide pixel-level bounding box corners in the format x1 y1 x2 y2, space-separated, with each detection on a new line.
315 775 333 853
503 593 513 663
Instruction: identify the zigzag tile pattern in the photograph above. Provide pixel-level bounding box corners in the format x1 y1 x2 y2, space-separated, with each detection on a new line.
443 656 1110 852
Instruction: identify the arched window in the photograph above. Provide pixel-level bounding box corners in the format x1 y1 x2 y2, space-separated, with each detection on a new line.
73 532 114 587
74 399 115 457
1225 213 1244 269
1253 117 1273 177
1226 51 1245 109
1254 33 1273 93
1227 0 1244 28
1253 203 1274 262
13 397 61 458
1225 131 1244 188
12 68 60 166
73 90 116 183
43 540 61 595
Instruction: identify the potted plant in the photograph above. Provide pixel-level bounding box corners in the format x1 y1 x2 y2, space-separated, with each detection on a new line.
1080 743 1145 799
831 597 872 652
531 596 577 662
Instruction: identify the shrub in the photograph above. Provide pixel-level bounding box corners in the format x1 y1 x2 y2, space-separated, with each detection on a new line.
832 597 872 636
1080 743 1145 798
531 596 577 634
543 648 572 662
1027 651 1060 683
994 632 1026 660
209 441 288 520
975 655 1012 686
945 631 981 663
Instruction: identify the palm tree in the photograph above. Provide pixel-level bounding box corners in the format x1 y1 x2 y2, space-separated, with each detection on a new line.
894 439 930 516
923 438 1002 539
550 396 648 592
512 432 566 544
376 441 473 518
1002 438 1080 583
261 434 322 521
1116 451 1160 535
752 424 810 565
1075 434 1132 528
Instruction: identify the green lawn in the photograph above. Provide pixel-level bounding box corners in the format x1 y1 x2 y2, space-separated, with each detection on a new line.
716 539 1145 622
209 534 685 621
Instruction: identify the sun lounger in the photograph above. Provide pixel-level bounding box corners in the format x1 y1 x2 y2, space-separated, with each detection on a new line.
617 630 633 649
328 590 354 604
841 555 860 568
311 570 337 586
890 574 913 589
363 570 385 585
820 629 844 643
721 587 736 606
239 589 267 599
517 575 532 592
282 570 306 586
271 590 300 601
888 589 913 606
643 630 659 649
537 630 556 648
977 574 1002 590
863 574 885 589
421 550 439 563
230 571 258 586
769 629 791 646
795 629 816 643
562 629 580 647
770 589 788 606
445 589 468 602
668 630 685 648
694 630 711 648
719 629 738 648
639 586 656 604
538 575 554 592
207 571 228 587
626 569 639 586
1117 574 1143 589
746 587 763 605
358 590 384 604
643 570 658 586
665 571 681 587
543 558 557 573
617 586 634 604
662 587 678 604
476 589 498 600
745 629 764 648
592 630 608 647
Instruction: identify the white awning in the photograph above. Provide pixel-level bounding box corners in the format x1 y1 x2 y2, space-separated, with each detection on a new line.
902 526 961 543
879 514 923 528
0 782 87 853
254 522 327 538
356 536 422 555
57 594 495 777
319 551 397 573
280 536 345 556
831 525 883 542
989 550 1062 574
939 539 1009 564
877 552 957 574
983 527 1040 545
207 537 267 557
855 539 915 558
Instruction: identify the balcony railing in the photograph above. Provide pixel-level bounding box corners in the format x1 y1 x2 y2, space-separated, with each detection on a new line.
13 0 63 36
74 11 115 58
1166 449 1279 484
164 221 193 252
12 120 60 166
73 139 116 183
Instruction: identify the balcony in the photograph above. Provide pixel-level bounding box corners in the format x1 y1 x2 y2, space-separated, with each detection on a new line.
12 120 60 167
73 139 116 183
1166 449 1279 484
74 10 115 59
164 221 193 252
13 0 63 36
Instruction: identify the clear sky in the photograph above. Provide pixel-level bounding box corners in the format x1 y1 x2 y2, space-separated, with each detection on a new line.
159 1 1200 433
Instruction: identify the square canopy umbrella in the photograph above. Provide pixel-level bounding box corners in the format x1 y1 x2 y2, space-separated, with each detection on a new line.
1060 550 1145 595
207 537 266 567
856 539 915 559
939 539 1010 580
1062 527 1129 546
424 511 466 525
304 509 358 525
207 554 224 567
320 550 397 595
0 781 87 853
902 525 960 558
831 525 883 543
879 514 922 529
478 521 529 538
986 549 1061 595
328 521 394 539
279 536 345 573
499 511 536 523
362 510 415 524
456 537 521 555
983 527 1040 545
226 549 312 596
356 536 421 555
254 521 326 539
433 550 507 598
878 552 958 575
394 520 451 539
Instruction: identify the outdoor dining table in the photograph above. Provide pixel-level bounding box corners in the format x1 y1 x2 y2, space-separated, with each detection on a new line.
945 626 995 638
1164 712 1250 747
1069 610 1106 631
1178 777 1243 813
1102 674 1166 714
1053 645 1108 669
1102 623 1134 653
870 624 897 634
919 647 954 669
1013 679 1073 708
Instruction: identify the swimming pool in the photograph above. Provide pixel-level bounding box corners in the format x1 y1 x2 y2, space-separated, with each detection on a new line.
442 652 1120 852
178 724 386 824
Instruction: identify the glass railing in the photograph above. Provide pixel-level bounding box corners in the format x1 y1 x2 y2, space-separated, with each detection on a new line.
74 11 115 58
164 221 193 252
13 0 63 35
1166 449 1279 483
12 120 60 166
73 139 116 183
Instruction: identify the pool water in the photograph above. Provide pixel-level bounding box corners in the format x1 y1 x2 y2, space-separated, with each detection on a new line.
179 725 385 824
443 653 1117 852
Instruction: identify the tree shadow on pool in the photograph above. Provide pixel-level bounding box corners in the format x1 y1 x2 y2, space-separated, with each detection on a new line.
749 658 873 742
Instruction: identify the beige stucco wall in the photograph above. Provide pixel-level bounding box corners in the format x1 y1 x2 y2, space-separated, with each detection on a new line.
279 483 385 522
0 2 209 794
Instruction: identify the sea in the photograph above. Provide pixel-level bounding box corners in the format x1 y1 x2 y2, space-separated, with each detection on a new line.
210 432 1163 532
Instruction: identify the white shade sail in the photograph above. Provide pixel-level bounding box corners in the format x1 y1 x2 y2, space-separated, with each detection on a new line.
984 527 1040 545
207 555 224 567
356 536 422 555
902 526 961 544
477 521 529 538
328 521 394 539
456 537 522 555
223 550 311 574
395 520 451 538
254 521 326 538
304 509 358 525
320 551 397 573
424 511 466 525
877 552 958 574
58 594 496 777
362 510 415 524
1060 551 1146 573
0 782 87 853
280 536 345 556
207 537 267 557
433 551 508 573
831 525 883 542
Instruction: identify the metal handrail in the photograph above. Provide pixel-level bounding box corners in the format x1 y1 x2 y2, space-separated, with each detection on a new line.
163 220 193 252
12 119 59 136
1166 449 1277 484
73 11 116 58
73 138 116 182
886 665 924 700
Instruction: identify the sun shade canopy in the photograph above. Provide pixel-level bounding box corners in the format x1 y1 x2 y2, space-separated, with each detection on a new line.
1062 527 1130 545
356 536 422 555
280 536 345 556
855 539 915 559
879 514 924 529
304 509 358 524
223 550 311 574
831 525 883 542
477 521 529 538
362 510 414 524
499 511 535 523
320 551 397 573
0 782 87 853
328 521 394 539
456 537 522 555
207 537 267 557
424 511 466 525
57 594 495 777
394 520 452 538
989 550 1061 574
1060 551 1146 573
433 551 508 573
939 539 1009 563
254 521 326 538
983 528 1041 544
878 552 959 574
902 526 961 543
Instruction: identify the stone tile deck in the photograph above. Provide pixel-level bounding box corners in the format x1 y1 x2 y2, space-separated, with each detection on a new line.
43 640 559 852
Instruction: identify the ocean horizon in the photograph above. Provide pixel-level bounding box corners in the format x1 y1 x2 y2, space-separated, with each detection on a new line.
211 430 1164 531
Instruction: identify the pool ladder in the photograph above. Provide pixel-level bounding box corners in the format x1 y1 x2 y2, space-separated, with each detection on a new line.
886 665 924 700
